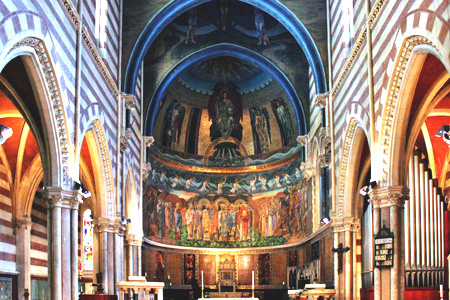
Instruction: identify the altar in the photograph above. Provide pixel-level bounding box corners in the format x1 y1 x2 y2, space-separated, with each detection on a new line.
200 291 258 300
200 298 258 300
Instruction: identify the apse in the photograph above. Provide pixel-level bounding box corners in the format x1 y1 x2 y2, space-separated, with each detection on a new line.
141 1 314 249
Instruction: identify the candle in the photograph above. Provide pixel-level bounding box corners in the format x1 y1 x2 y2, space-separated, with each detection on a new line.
440 284 443 292
252 271 254 290
202 270 204 289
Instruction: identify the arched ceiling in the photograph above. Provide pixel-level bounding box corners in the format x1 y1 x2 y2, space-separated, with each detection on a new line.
122 0 328 96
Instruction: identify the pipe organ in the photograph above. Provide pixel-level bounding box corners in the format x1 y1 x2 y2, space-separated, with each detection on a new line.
405 152 444 287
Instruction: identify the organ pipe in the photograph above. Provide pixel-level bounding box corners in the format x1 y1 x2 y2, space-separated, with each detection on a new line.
424 170 430 271
408 155 416 269
405 153 444 287
414 155 421 271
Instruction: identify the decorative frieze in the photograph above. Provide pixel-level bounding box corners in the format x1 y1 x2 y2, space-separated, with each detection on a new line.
81 28 120 98
336 119 358 217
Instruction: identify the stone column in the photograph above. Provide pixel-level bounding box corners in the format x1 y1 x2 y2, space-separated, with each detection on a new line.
94 218 122 295
332 217 359 300
71 193 82 300
370 195 381 300
45 188 63 300
126 233 143 278
61 201 72 299
44 188 82 300
370 186 407 300
107 231 115 294
15 217 32 300
114 223 125 295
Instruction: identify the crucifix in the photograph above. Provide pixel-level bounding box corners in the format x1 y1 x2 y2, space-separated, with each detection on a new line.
332 243 350 274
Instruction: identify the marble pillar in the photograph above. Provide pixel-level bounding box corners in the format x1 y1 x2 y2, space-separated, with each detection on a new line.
44 187 82 300
369 186 407 300
71 194 82 300
108 231 115 294
61 204 72 299
331 217 359 300
49 193 62 300
114 228 125 295
94 217 123 295
15 217 32 300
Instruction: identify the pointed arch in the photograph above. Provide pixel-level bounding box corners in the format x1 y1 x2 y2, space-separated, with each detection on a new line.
378 36 439 187
1 36 72 188
82 120 115 218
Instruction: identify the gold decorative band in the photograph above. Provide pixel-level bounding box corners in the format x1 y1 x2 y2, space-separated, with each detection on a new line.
149 150 301 174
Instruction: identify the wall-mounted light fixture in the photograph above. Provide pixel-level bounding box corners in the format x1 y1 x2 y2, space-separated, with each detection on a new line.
121 217 131 225
435 125 450 145
0 124 13 144
321 217 330 225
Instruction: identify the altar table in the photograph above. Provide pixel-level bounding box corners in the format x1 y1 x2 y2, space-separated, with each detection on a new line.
200 298 258 300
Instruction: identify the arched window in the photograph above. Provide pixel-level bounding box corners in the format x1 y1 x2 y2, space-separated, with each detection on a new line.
83 209 94 271
342 0 354 57
94 0 108 57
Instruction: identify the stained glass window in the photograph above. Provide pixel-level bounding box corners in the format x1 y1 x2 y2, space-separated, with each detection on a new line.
83 209 93 271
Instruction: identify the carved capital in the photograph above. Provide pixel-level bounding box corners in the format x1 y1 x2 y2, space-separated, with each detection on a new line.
302 167 316 180
122 93 137 109
296 135 308 147
13 217 33 232
43 187 63 209
125 233 142 246
120 136 129 153
313 92 329 108
93 218 122 233
318 154 330 168
144 136 155 147
343 217 360 232
369 185 408 208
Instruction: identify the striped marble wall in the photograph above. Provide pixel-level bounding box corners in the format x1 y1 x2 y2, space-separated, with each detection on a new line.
0 154 14 273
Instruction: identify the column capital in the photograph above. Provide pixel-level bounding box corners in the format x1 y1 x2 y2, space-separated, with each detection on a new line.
125 233 142 246
13 216 33 231
296 135 308 146
368 185 408 208
93 217 123 233
43 187 83 209
121 93 137 109
331 216 360 232
144 136 155 147
313 92 329 108
301 162 315 180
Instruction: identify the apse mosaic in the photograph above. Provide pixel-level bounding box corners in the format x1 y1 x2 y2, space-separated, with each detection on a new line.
143 157 312 248
153 82 298 160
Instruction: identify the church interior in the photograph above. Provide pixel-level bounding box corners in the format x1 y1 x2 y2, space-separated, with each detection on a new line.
0 0 450 299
